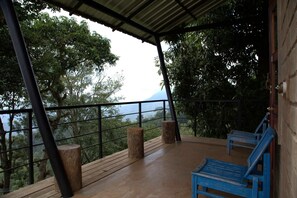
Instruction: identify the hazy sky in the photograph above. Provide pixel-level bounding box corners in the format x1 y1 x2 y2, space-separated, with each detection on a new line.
90 24 166 102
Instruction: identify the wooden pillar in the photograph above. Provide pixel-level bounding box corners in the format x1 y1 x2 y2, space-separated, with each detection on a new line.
127 127 144 159
162 121 176 144
55 144 82 192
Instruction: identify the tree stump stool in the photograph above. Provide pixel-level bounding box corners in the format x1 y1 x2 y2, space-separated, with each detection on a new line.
127 127 144 159
55 144 82 192
162 120 176 144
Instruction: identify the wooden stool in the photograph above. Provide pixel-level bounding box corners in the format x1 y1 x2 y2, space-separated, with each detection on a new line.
162 121 176 144
127 127 144 159
55 144 82 192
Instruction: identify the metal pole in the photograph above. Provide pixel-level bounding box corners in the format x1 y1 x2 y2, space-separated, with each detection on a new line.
154 36 181 141
28 111 34 184
98 105 103 158
138 102 142 127
0 0 73 196
163 100 166 121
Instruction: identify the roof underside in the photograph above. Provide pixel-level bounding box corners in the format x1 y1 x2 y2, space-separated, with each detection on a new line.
43 0 225 45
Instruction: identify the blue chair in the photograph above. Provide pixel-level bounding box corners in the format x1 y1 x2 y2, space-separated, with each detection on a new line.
227 112 269 155
192 127 275 198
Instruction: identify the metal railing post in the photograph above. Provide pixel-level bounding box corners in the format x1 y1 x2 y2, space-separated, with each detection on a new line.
98 105 103 158
163 100 166 121
28 110 34 184
138 102 142 127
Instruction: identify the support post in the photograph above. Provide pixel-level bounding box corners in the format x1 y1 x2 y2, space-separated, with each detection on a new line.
155 36 181 141
127 127 144 159
0 0 72 196
55 144 82 193
162 121 176 144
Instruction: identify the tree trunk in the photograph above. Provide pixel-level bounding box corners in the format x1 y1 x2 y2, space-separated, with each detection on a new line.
37 151 49 181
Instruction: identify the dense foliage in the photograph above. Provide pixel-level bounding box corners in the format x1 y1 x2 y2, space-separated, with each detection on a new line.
163 0 269 137
0 0 53 109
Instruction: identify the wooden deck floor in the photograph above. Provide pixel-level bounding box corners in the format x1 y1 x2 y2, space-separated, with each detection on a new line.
3 136 251 198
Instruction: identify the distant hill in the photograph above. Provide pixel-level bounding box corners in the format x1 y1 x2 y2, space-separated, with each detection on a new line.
147 90 167 100
118 90 168 120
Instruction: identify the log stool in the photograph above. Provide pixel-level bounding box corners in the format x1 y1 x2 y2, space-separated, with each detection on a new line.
162 120 176 144
55 144 82 192
127 127 144 159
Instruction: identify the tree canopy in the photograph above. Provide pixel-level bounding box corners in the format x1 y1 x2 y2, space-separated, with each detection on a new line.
23 13 119 106
163 0 269 137
1 2 119 108
0 0 52 109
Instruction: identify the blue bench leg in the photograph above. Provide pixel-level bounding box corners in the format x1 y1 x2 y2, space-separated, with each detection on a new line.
192 175 197 198
192 176 207 198
263 153 271 198
252 177 259 198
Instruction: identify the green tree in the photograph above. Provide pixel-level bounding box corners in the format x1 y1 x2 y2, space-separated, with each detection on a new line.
163 0 269 137
0 0 56 107
0 1 54 192
56 66 124 163
1 5 122 191
20 13 120 181
23 13 118 107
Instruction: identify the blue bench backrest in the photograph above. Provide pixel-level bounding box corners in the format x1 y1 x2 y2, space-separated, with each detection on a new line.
254 112 270 134
244 127 275 178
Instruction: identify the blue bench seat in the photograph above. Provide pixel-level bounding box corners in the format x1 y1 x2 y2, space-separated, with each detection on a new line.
193 158 248 186
227 113 269 154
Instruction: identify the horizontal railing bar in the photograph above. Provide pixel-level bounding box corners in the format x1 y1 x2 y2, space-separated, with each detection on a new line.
0 99 168 114
45 99 168 111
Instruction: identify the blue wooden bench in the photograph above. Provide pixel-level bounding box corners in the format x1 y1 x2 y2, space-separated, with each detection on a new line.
192 127 275 198
227 112 269 155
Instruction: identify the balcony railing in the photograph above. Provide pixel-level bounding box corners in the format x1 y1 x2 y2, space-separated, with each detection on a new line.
0 99 263 194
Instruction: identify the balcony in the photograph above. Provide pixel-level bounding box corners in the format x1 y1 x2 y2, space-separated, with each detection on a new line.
2 135 250 198
0 0 280 197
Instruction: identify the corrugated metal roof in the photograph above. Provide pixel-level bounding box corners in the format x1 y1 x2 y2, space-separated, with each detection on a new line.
43 0 225 45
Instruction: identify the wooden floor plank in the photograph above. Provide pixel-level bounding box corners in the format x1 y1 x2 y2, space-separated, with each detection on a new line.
1 177 54 198
82 137 162 178
2 136 164 198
